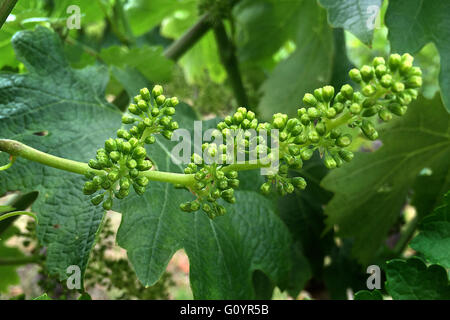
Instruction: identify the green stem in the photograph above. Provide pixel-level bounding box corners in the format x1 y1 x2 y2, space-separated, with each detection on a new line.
213 21 248 107
326 111 353 131
0 0 17 30
0 154 15 171
0 139 93 175
164 13 212 61
0 139 272 187
393 216 419 256
0 211 38 223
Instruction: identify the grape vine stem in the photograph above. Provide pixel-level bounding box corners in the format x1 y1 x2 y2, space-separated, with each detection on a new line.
0 139 271 187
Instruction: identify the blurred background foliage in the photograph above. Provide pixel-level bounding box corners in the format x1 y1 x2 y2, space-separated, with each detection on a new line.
0 0 448 300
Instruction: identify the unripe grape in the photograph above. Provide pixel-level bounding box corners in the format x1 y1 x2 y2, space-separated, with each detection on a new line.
406 76 422 88
350 102 362 114
120 177 130 190
303 93 317 106
380 74 393 88
83 181 98 195
360 65 374 82
349 68 362 83
130 168 139 178
136 176 149 187
375 64 387 78
336 134 352 147
315 122 326 136
132 147 146 159
340 84 354 100
378 109 393 122
151 107 160 117
133 95 142 103
314 88 324 101
326 108 337 119
91 194 104 206
107 170 119 182
233 111 244 124
372 57 385 67
361 120 378 140
300 148 314 160
122 115 136 124
330 128 341 139
308 130 320 143
307 107 320 119
300 114 310 125
324 153 337 169
137 100 148 112
121 141 132 154
389 54 402 70
297 108 307 116
109 151 121 162
128 104 141 115
102 198 113 210
388 103 407 116
247 111 256 121
361 106 379 117
333 102 344 113
169 97 179 107
145 136 156 144
126 159 137 169
292 177 307 189
392 81 405 93
165 107 176 116
362 84 376 97
156 95 166 105
338 150 354 162
294 133 308 145
152 85 163 97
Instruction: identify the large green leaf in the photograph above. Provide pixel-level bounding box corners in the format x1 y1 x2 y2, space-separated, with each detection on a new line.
319 0 382 46
278 156 333 294
116 106 292 299
322 95 450 264
410 192 450 268
385 0 450 112
385 258 450 300
0 27 121 281
233 0 304 62
258 0 333 119
125 0 197 37
100 45 174 83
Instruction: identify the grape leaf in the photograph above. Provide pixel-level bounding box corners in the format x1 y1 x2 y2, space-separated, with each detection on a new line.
125 0 197 37
278 156 333 295
410 192 450 268
385 258 450 300
233 0 304 62
258 0 333 119
322 95 450 264
385 0 450 112
116 107 292 299
319 0 382 46
0 26 121 281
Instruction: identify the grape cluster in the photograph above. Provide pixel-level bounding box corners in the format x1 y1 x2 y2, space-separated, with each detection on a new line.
81 54 422 219
82 85 180 210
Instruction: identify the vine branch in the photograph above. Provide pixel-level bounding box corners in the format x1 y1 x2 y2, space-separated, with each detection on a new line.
213 21 248 107
0 0 17 30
